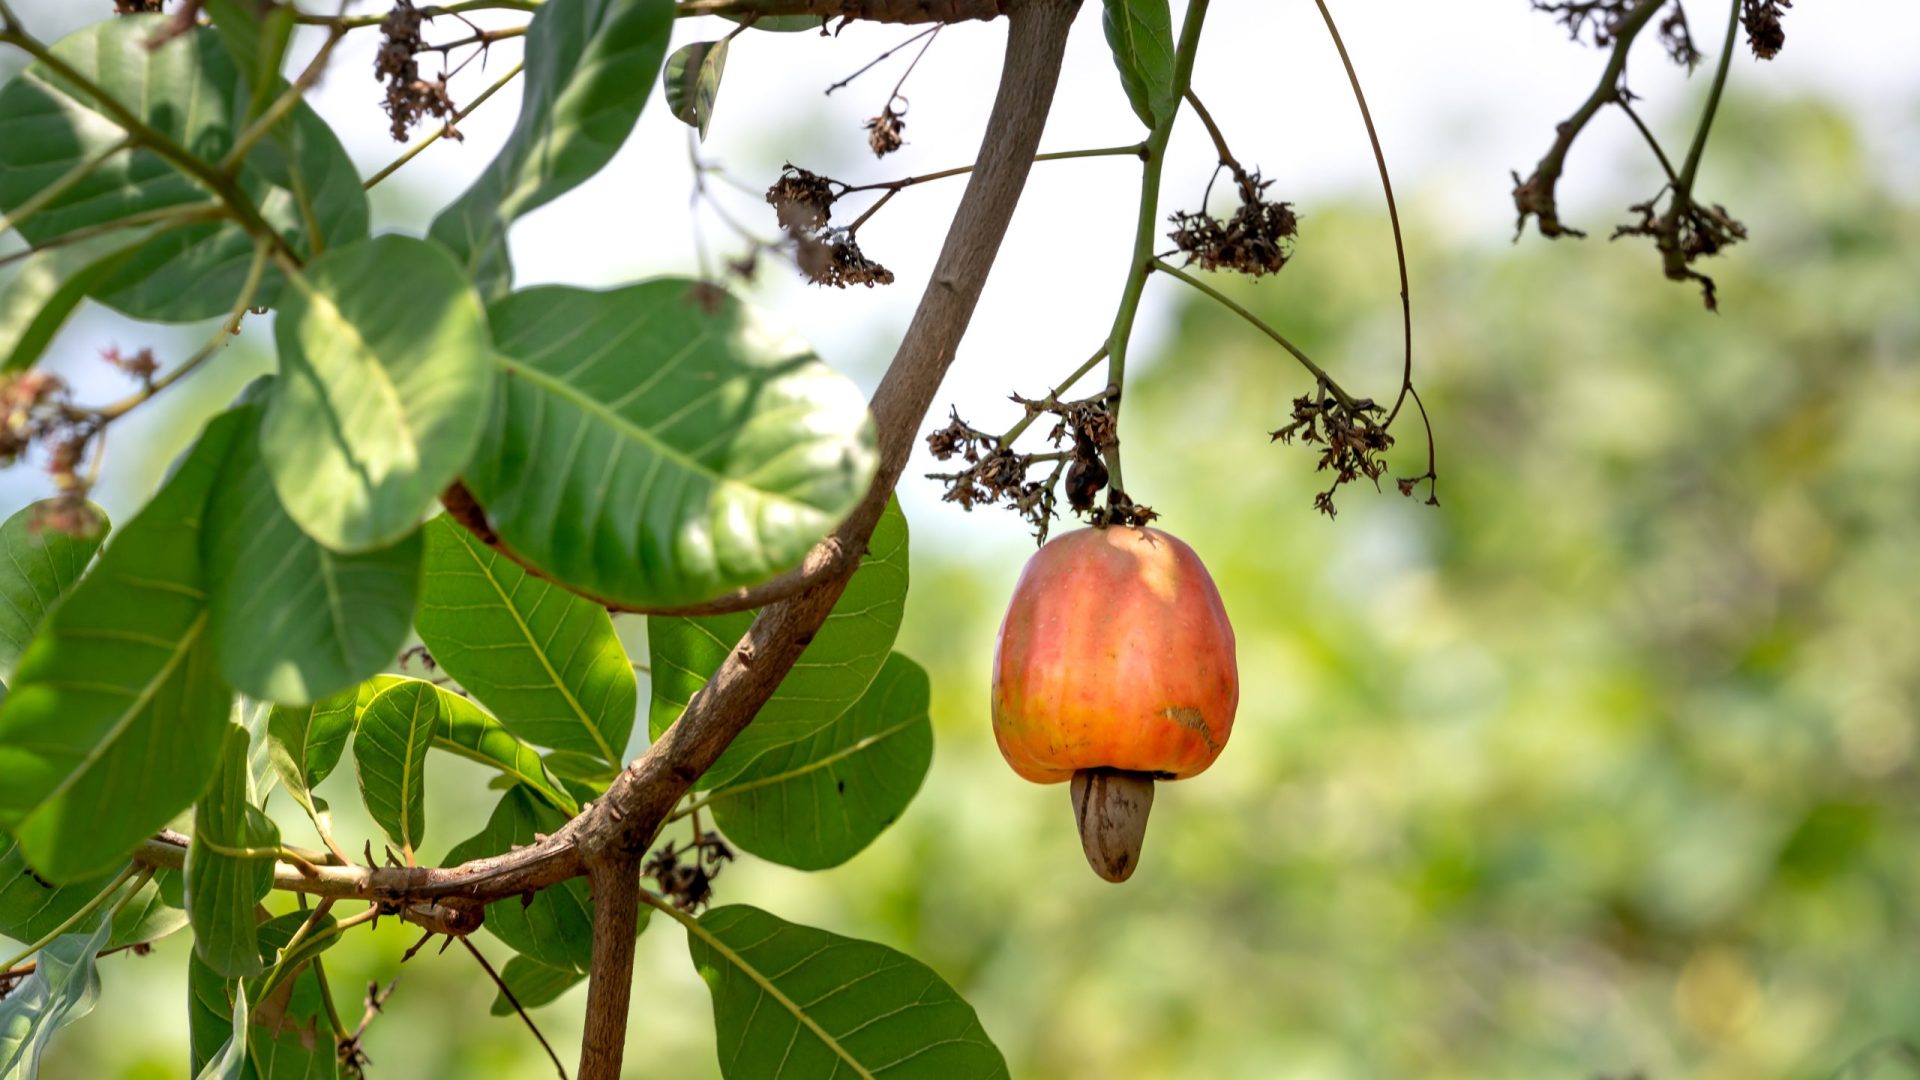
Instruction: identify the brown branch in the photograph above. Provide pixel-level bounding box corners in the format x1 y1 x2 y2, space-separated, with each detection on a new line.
674 0 1005 20
576 860 639 1080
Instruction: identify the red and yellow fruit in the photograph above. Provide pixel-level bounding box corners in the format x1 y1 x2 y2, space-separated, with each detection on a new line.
992 525 1238 882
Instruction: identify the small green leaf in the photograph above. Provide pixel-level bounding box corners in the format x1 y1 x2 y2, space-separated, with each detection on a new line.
261 234 492 553
469 280 878 610
187 947 236 1074
0 845 182 949
185 725 277 979
650 499 908 789
208 402 424 704
1101 0 1177 129
687 905 1008 1079
0 910 115 1077
443 787 596 973
710 653 931 870
428 0 675 296
542 750 618 785
193 983 248 1080
0 411 242 882
0 234 146 373
415 516 635 764
106 869 188 950
720 13 822 32
489 954 583 1016
665 40 728 141
429 683 578 816
352 679 436 859
0 498 107 683
264 690 357 815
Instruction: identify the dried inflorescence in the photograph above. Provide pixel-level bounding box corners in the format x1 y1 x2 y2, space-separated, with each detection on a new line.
0 371 106 537
375 1 456 143
865 105 906 157
1269 389 1395 518
1741 0 1789 59
1531 0 1641 48
1657 6 1702 68
765 165 894 288
645 830 733 913
1612 190 1748 310
1168 171 1297 278
112 0 166 13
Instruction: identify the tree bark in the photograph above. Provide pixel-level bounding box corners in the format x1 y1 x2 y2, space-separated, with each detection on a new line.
577 858 642 1080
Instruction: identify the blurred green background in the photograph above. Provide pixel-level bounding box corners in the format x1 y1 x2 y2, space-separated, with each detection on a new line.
6 38 1919 1080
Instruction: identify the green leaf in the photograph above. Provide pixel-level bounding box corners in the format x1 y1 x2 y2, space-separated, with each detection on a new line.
443 787 596 973
106 869 188 950
0 233 146 373
0 19 367 322
264 690 356 815
665 40 728 141
0 910 114 1077
428 0 675 296
193 983 248 1080
720 13 822 32
1100 0 1177 129
469 280 878 610
0 845 182 948
427 682 578 816
489 954 583 1016
260 234 492 553
188 946 235 1074
351 679 436 859
542 750 618 785
0 498 107 683
710 653 931 870
686 905 1008 1079
185 724 277 979
204 0 298 120
0 410 242 883
190 911 341 1080
207 401 423 704
650 499 908 789
415 516 635 764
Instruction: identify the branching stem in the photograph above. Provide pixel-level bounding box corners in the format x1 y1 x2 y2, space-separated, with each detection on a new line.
364 61 525 190
1152 259 1360 411
0 863 139 975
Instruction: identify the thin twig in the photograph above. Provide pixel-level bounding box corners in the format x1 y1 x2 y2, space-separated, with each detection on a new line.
219 27 349 174
462 938 568 1079
363 61 524 189
0 136 134 238
0 864 139 975
1615 94 1680 184
825 24 938 95
1152 258 1361 411
997 344 1108 448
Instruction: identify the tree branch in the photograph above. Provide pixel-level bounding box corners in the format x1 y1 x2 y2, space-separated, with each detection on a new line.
576 859 640 1080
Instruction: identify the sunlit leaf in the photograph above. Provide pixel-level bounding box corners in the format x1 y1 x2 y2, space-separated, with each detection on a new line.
0 910 114 1077
650 499 908 789
185 724 277 979
428 682 578 816
469 280 877 611
260 234 492 553
665 40 728 141
0 498 107 683
1100 0 1176 129
208 402 423 705
105 868 188 950
0 411 242 882
710 653 931 870
352 679 436 859
686 905 1008 1079
428 0 674 296
489 954 582 1016
264 690 356 816
414 516 634 764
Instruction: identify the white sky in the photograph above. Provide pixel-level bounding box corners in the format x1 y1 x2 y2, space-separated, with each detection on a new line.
3 1 1917 556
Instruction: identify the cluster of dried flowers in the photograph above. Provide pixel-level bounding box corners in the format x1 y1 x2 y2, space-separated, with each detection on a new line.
1168 170 1297 278
1268 389 1395 518
645 830 734 913
764 165 894 289
375 1 456 143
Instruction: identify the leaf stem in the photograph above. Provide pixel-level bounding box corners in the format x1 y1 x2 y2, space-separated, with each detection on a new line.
1672 0 1741 202
0 862 139 975
364 61 525 189
0 136 134 238
217 26 348 176
0 203 229 272
1101 0 1213 502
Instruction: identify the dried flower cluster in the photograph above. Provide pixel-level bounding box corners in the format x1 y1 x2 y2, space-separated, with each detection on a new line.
865 104 906 157
1742 0 1789 59
764 165 894 289
112 0 166 13
0 372 103 537
645 830 733 913
1533 0 1700 68
1268 389 1395 518
375 1 455 143
1613 191 1748 310
1168 171 1297 278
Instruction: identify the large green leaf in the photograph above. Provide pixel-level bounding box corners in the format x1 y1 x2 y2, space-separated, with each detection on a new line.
0 411 241 883
415 516 635 764
687 905 1008 1079
351 679 435 859
0 908 114 1077
207 402 423 704
0 498 107 683
185 725 276 979
665 40 728 141
443 787 599 974
0 18 366 322
264 690 355 816
1101 0 1177 129
469 280 878 610
489 954 583 1016
260 234 492 553
650 499 908 789
428 0 674 296
710 653 931 870
0 233 146 373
